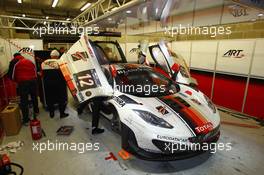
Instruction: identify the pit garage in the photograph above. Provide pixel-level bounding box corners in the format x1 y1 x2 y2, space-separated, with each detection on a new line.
0 0 264 175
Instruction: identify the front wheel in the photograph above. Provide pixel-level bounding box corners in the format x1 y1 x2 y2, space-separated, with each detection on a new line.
110 107 121 134
121 123 138 154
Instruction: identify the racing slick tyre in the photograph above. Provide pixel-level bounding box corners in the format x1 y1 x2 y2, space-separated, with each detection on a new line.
121 123 138 154
110 107 122 134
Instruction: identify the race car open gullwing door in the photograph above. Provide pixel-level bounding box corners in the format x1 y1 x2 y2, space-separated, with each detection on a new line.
149 41 197 86
149 41 173 75
59 35 113 103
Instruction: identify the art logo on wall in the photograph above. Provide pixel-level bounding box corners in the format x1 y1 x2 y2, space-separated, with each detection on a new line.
223 49 245 58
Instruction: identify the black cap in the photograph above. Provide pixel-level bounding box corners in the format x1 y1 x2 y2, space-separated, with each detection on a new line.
13 53 21 57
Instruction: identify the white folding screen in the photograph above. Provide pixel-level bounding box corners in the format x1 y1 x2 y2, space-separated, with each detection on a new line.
190 41 218 70
251 39 264 78
171 41 191 67
170 38 263 78
216 39 255 75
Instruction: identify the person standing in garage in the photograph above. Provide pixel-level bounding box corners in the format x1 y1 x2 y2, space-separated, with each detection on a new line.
91 97 105 134
77 98 105 134
8 53 39 125
41 50 69 119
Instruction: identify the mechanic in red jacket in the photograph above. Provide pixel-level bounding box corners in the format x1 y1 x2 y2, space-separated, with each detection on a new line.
8 53 39 125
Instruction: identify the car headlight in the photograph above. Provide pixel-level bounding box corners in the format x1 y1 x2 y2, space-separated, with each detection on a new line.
133 109 173 129
203 94 216 113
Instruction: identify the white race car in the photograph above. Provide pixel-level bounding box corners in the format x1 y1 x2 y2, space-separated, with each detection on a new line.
60 35 221 160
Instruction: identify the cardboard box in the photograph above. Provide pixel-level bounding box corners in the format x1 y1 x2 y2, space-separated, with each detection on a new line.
0 104 21 136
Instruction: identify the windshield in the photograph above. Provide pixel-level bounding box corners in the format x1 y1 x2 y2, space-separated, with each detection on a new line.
115 68 179 97
95 42 123 64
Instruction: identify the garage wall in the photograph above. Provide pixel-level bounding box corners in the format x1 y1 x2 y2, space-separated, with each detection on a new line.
175 38 264 119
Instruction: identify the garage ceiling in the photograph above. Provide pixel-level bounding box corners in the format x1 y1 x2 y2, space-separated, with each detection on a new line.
0 0 97 19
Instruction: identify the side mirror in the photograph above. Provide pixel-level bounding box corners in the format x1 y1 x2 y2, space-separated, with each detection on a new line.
171 63 180 73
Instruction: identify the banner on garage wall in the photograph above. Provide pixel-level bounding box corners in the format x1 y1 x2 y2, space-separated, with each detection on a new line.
121 39 264 78
216 39 255 75
171 38 264 78
0 38 44 77
9 39 43 64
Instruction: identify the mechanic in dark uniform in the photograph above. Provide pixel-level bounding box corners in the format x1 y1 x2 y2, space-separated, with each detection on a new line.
77 67 112 134
90 97 105 134
41 50 68 118
7 53 39 125
77 97 105 134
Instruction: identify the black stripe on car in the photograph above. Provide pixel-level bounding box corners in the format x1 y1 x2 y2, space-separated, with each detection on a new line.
157 97 197 136
174 96 190 107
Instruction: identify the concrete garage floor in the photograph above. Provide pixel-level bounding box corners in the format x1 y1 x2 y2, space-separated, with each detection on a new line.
2 100 264 175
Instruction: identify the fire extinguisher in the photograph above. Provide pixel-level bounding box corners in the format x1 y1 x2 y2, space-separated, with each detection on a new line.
30 117 42 140
29 100 42 140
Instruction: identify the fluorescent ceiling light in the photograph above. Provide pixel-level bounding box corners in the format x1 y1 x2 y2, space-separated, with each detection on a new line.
80 2 91 11
17 0 22 3
257 13 263 17
22 14 26 17
66 18 70 21
142 7 147 14
111 7 118 11
126 10 132 14
46 16 49 19
52 0 59 8
155 8 159 14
